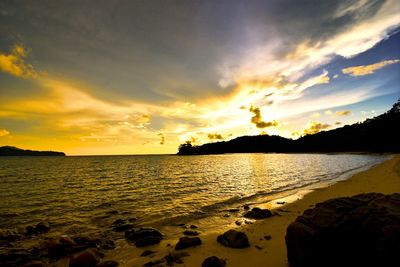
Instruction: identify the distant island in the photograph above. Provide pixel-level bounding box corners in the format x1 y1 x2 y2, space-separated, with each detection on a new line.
178 99 400 155
0 146 66 156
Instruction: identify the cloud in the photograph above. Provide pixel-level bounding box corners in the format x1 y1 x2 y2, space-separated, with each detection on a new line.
0 44 38 78
207 133 224 141
158 133 165 145
0 129 10 137
342 59 400 76
249 106 278 128
303 121 331 135
335 110 352 116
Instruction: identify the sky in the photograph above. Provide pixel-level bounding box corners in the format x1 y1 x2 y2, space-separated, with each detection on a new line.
0 0 399 155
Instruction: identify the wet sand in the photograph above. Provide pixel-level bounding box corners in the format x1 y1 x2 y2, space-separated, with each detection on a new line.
107 155 400 266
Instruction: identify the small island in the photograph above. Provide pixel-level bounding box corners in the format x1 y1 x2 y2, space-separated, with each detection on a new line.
0 146 66 156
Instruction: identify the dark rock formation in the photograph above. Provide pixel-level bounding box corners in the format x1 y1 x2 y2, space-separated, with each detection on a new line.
202 256 226 267
125 228 163 247
285 193 400 267
164 251 190 265
243 207 272 219
175 237 202 250
217 230 250 248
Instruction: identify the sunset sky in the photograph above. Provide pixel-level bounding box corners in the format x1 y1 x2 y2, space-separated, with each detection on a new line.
0 0 399 155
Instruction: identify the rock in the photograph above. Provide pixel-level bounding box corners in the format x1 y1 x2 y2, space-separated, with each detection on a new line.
142 258 165 266
243 205 250 210
189 225 198 229
202 256 226 267
175 237 202 250
235 220 242 226
285 193 400 267
223 214 230 218
96 260 119 267
73 237 100 249
183 230 199 236
217 230 250 248
164 251 189 265
243 207 272 219
112 219 134 232
141 250 156 257
69 248 103 267
26 222 50 235
276 201 285 205
227 208 240 213
23 260 45 267
255 245 263 250
264 235 272 240
125 228 163 247
0 229 22 241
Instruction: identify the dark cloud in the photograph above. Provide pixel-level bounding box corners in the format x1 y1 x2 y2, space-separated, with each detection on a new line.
157 133 165 145
207 133 224 140
249 106 278 128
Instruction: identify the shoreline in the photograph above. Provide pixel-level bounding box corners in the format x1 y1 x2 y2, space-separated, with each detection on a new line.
105 154 400 266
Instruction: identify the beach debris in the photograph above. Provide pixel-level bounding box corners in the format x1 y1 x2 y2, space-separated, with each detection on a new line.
183 230 199 236
141 250 156 257
164 251 190 265
243 207 272 219
125 227 163 247
264 235 272 240
69 247 103 267
26 222 50 236
286 193 400 267
189 224 198 229
96 260 119 267
112 219 134 232
217 229 250 248
175 236 202 250
202 256 226 267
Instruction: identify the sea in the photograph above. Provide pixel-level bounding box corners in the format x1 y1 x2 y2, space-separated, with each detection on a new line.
0 153 389 238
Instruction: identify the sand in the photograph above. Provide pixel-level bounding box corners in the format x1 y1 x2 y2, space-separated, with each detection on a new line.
108 155 400 267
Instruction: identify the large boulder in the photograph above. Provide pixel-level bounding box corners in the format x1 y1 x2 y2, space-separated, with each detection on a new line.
69 248 103 267
125 228 163 247
202 256 226 267
285 193 400 267
217 230 249 248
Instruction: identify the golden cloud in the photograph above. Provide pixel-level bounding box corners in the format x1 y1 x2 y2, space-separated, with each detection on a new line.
0 129 10 137
335 110 351 116
303 121 331 135
342 59 400 76
0 44 38 78
249 106 278 128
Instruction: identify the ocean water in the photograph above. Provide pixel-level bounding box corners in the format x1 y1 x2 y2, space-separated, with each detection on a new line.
0 153 389 236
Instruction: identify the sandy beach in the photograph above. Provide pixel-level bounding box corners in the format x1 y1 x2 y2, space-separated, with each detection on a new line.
107 155 400 267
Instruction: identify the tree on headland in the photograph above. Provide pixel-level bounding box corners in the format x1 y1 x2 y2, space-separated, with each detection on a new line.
177 99 400 155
